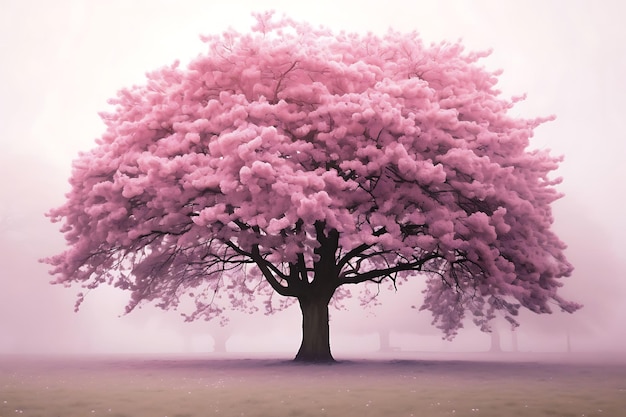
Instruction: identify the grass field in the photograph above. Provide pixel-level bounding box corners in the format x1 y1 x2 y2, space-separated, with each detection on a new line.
1 353 625 417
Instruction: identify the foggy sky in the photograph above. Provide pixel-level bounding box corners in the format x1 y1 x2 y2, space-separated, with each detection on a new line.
1 0 625 356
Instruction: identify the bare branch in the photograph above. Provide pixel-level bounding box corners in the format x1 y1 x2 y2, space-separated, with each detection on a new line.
249 245 297 297
339 253 442 285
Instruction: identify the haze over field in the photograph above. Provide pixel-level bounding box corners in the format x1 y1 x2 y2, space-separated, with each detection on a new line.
1 0 625 359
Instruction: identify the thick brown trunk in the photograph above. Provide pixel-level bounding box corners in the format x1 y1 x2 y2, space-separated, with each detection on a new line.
293 222 339 363
294 295 334 362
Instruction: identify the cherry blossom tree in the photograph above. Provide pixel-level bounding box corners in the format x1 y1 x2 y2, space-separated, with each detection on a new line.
44 12 580 362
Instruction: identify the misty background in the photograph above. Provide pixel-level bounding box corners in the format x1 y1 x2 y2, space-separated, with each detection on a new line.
1 0 625 357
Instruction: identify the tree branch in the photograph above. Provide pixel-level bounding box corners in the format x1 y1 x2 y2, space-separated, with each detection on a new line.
336 227 387 270
339 253 442 285
249 244 297 297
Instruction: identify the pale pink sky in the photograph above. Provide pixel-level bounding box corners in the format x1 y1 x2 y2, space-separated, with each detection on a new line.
1 0 625 355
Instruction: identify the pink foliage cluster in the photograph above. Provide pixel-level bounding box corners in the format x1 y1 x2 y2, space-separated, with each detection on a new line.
45 12 579 337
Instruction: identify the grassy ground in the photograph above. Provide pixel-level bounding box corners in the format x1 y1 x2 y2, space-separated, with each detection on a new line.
1 354 625 417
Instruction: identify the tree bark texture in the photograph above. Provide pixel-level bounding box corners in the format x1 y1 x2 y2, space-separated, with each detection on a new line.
294 295 334 362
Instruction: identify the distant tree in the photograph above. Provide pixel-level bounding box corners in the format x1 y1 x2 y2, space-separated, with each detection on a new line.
1 153 90 354
44 12 580 362
330 280 438 353
495 200 626 354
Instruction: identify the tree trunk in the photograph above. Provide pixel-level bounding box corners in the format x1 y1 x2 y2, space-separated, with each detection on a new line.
212 330 229 353
489 328 502 353
294 295 334 362
511 330 518 352
379 328 391 352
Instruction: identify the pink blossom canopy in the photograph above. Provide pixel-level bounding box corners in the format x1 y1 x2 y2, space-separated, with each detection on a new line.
45 12 580 337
